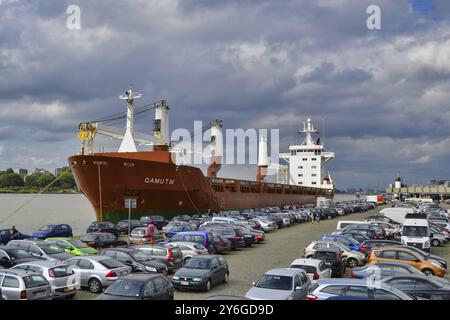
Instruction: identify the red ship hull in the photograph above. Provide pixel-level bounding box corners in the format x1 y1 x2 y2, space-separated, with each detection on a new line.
68 151 332 223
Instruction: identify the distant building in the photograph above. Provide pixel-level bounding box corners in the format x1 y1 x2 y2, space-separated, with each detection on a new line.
34 168 48 174
18 169 28 176
55 168 65 176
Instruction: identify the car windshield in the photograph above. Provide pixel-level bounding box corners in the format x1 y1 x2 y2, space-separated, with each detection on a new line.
40 245 65 254
130 251 152 262
8 249 33 259
67 239 88 248
104 279 143 297
256 274 292 291
403 226 428 237
132 229 146 236
39 225 54 231
24 275 49 288
184 259 211 269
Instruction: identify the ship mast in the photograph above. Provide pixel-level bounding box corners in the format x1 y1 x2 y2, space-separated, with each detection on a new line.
118 87 142 153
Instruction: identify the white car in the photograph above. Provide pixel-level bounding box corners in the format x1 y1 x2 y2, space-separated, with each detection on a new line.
166 241 209 263
289 258 331 283
253 218 277 232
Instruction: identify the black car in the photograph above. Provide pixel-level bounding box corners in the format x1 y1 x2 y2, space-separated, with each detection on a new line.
99 248 168 274
172 255 229 291
139 216 169 230
79 232 127 249
86 221 120 238
383 274 450 300
198 226 246 249
96 273 174 300
0 246 46 268
343 228 378 240
266 215 283 228
313 249 346 278
230 225 255 246
359 240 402 256
116 220 144 234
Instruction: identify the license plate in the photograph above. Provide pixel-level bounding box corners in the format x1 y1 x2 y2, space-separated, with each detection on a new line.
181 281 189 286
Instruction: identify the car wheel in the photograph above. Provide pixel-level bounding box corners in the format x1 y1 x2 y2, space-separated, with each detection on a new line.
223 272 229 283
204 279 211 292
422 268 434 276
183 257 191 264
88 278 102 294
347 258 358 268
431 239 440 246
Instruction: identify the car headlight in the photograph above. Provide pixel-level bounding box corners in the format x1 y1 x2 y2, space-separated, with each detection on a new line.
431 261 442 269
146 266 157 272
192 278 202 282
172 276 179 280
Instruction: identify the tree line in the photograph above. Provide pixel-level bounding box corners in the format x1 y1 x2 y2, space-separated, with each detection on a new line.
0 167 77 191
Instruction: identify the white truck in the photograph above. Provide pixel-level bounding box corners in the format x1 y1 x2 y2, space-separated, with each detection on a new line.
401 214 431 252
377 207 416 225
317 197 333 209
366 195 384 204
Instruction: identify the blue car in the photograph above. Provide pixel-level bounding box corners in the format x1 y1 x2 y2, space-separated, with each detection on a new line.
321 234 361 251
159 231 216 254
0 229 32 245
166 225 196 238
32 224 73 239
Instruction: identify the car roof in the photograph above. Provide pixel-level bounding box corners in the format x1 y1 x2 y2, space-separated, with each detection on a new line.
9 239 48 245
68 255 112 261
265 268 304 276
14 260 65 268
372 246 417 253
120 273 163 281
175 231 210 236
317 278 389 287
0 268 40 276
290 259 322 266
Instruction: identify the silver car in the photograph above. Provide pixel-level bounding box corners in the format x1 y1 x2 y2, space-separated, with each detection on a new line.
64 255 132 293
307 278 414 300
245 268 311 300
166 241 209 263
12 260 79 299
7 239 73 262
253 218 277 232
0 268 51 300
304 241 367 267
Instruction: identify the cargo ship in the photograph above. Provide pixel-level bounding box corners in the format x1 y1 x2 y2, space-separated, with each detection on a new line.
68 89 335 223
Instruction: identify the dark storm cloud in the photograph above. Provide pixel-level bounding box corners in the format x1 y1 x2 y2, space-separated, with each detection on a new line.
0 0 449 188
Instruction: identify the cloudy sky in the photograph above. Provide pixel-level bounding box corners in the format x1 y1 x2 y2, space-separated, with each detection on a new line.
0 0 449 189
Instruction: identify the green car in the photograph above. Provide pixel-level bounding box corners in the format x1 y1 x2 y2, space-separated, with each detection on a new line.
46 237 98 256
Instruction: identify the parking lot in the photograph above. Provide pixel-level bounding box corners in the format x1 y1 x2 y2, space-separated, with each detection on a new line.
73 204 450 300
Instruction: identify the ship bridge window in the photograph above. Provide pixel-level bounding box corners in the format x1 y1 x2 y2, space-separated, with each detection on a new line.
298 174 303 177
312 166 317 169
302 158 307 161
298 166 303 169
312 182 317 185
311 158 317 161
312 174 317 177
298 182 303 185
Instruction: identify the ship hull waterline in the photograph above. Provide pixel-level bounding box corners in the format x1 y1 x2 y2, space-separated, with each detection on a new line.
68 152 332 223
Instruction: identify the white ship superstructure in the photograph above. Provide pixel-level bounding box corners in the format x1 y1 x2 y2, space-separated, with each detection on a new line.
280 118 335 190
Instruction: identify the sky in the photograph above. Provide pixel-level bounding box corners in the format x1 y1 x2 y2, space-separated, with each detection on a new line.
0 0 449 189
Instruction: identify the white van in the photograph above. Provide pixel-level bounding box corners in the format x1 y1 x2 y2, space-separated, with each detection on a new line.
401 216 431 252
377 207 416 224
336 220 370 231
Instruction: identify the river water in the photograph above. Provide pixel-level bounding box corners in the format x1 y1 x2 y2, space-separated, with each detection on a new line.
0 193 357 236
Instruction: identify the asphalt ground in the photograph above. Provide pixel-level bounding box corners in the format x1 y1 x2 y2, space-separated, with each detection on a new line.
74 204 450 300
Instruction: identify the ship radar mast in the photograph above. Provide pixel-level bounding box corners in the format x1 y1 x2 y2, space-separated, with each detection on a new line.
118 87 142 153
300 118 319 146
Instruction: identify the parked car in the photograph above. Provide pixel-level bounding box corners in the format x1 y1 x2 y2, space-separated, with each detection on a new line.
116 219 144 234
213 234 232 253
0 228 32 245
342 232 370 243
252 218 277 232
368 246 446 277
307 278 414 300
79 232 127 249
162 231 216 254
342 228 378 240
139 216 169 229
320 234 361 251
172 255 229 291
245 268 311 300
166 225 197 239
99 248 168 274
65 255 132 293
389 245 447 270
312 249 346 278
95 273 174 300
382 274 450 300
289 258 332 283
12 260 78 299
165 242 209 263
0 246 45 268
304 241 367 267
198 226 246 250
32 224 73 239
129 227 165 244
359 240 402 256
86 221 120 238
132 245 183 273
0 268 51 300
45 237 98 256
6 240 73 262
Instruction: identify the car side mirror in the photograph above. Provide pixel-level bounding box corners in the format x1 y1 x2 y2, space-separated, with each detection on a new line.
295 286 302 291
252 282 256 286
430 233 434 238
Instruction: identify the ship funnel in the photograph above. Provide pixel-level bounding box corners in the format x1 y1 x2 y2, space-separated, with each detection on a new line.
153 100 170 148
118 88 141 153
207 120 223 177
256 134 268 182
